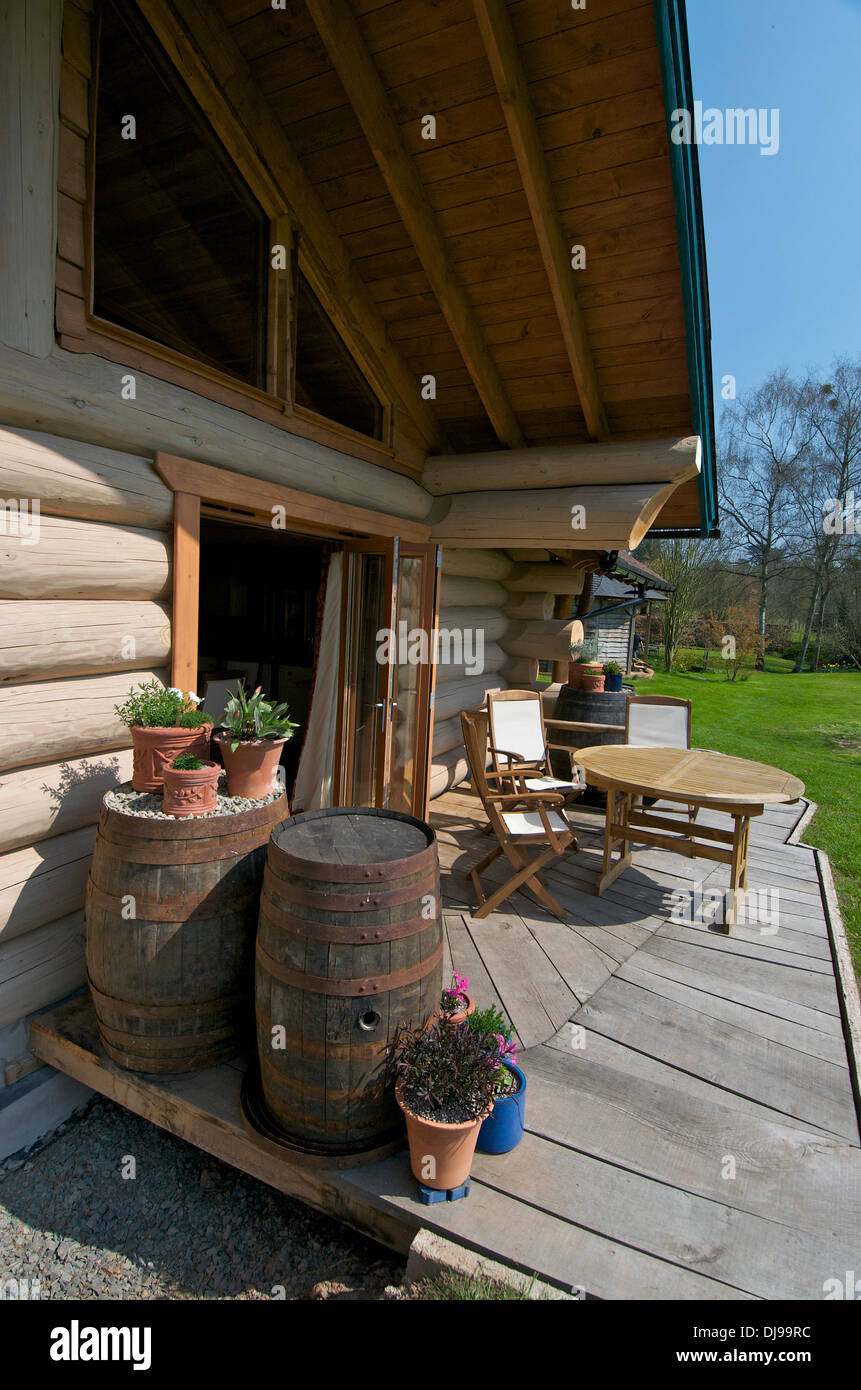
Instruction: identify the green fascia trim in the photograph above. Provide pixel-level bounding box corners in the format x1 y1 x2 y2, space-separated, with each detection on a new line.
652 0 719 537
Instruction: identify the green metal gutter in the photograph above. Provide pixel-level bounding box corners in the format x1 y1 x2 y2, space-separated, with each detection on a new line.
651 0 719 538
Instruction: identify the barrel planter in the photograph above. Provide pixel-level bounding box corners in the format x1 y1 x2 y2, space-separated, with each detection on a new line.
550 684 632 806
86 792 288 1074
254 806 442 1159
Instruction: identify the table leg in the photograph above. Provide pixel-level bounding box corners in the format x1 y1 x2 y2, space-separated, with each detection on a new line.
597 785 634 896
723 814 751 932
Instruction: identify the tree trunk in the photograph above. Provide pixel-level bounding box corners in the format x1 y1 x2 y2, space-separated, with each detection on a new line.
794 581 820 672
812 586 829 671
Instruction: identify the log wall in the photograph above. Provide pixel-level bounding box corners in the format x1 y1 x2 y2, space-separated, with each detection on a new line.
0 425 174 1080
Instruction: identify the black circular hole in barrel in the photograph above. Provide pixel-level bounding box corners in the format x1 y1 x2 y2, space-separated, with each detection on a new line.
358 1010 381 1032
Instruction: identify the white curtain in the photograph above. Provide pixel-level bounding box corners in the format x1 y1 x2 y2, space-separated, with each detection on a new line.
292 552 342 812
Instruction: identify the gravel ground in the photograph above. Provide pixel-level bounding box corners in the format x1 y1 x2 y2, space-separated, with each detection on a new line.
0 1097 404 1300
105 781 282 819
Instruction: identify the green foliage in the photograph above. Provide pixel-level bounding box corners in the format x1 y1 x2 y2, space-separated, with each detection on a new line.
220 684 298 753
179 709 212 728
410 1270 539 1301
570 636 599 663
114 681 205 729
171 754 205 770
602 660 621 676
466 1004 512 1041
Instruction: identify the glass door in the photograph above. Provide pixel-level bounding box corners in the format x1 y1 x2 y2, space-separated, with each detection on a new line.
337 538 439 817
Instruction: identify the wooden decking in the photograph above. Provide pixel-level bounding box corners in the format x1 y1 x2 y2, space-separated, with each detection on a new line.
32 789 861 1300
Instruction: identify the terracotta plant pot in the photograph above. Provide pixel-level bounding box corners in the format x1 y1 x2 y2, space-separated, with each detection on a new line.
567 661 586 688
214 735 286 799
580 663 605 694
162 760 221 817
131 724 212 793
439 993 476 1026
396 1083 492 1191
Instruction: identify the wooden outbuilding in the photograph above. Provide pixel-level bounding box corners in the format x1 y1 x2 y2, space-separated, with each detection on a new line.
0 0 716 1150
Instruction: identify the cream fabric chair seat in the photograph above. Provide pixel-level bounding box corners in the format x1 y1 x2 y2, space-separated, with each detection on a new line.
500 808 572 837
524 774 583 794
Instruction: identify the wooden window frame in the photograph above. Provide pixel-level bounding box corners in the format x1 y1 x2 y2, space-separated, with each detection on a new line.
56 0 403 478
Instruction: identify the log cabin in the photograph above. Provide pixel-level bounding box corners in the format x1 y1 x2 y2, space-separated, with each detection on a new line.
0 0 716 1153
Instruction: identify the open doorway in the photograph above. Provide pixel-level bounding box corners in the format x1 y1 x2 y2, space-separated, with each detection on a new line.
197 518 332 798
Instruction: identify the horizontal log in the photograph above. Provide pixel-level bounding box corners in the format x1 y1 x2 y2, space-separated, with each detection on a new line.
431 715 465 758
0 826 95 945
438 574 507 608
423 437 701 495
0 669 164 773
433 678 507 725
0 515 171 598
506 564 588 595
500 657 539 686
0 426 173 528
0 342 431 521
437 607 508 645
439 548 513 581
430 481 684 551
504 592 554 621
0 749 134 854
429 749 469 800
435 642 506 684
0 601 171 683
501 619 584 662
0 911 85 1031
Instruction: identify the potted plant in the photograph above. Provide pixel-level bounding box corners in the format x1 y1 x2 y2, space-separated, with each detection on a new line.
467 1005 526 1155
162 754 221 817
603 659 623 693
568 637 602 689
438 971 474 1025
114 681 213 793
213 684 298 799
394 1018 497 1191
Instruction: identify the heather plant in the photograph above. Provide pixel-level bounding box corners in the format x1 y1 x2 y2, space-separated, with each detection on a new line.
439 970 469 1017
114 681 208 729
395 1020 498 1121
467 1005 520 1096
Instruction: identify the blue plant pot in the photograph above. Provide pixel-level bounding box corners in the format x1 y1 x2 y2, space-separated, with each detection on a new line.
604 672 623 692
476 1063 526 1154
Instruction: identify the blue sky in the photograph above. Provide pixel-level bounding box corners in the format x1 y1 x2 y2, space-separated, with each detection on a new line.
685 0 861 411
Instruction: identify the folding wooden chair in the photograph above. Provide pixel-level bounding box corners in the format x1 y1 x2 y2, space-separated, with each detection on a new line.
625 694 697 822
460 709 579 921
486 689 585 802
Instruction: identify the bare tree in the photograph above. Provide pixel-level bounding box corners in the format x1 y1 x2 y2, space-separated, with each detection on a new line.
718 372 810 661
643 537 713 670
791 359 861 671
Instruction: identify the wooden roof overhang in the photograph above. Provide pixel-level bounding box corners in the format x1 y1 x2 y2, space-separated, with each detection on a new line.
129 0 716 537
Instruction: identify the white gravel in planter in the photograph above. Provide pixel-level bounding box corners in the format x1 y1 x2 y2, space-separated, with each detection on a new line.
104 781 283 820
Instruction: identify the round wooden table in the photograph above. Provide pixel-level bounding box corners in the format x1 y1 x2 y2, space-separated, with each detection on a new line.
574 745 805 930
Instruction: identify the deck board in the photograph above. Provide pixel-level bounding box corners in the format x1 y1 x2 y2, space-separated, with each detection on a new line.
29 792 861 1300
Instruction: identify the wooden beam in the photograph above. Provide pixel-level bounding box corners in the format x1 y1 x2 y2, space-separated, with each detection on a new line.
305 0 524 451
472 0 609 442
133 0 441 455
171 491 200 692
155 453 431 543
423 437 701 496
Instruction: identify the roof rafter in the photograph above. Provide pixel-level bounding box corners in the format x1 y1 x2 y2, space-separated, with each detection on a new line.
305 0 525 451
134 0 442 456
472 0 609 442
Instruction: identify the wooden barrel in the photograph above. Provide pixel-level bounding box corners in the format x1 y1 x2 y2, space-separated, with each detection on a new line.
255 807 442 1156
86 793 288 1073
550 684 633 805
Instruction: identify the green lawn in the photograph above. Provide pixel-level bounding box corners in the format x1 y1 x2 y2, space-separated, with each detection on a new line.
643 658 861 974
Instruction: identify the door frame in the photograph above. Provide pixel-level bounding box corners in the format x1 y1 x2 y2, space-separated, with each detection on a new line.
156 451 432 805
156 452 429 691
